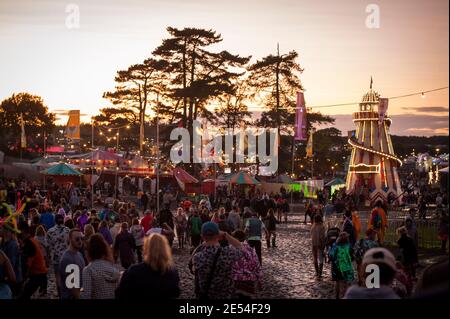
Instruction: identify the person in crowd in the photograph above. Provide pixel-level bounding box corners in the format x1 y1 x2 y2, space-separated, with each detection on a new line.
34 225 49 270
397 226 418 280
438 210 449 254
350 206 361 241
353 228 379 286
174 207 187 249
227 206 242 232
130 218 145 262
0 250 16 299
244 212 268 265
39 208 54 231
17 220 48 299
414 258 448 298
80 234 120 299
328 231 354 299
265 209 278 249
404 215 418 248
310 214 326 278
342 210 356 246
46 210 71 285
368 201 388 245
345 247 399 299
113 222 135 269
140 209 154 234
192 222 243 299
97 220 113 246
189 210 203 253
231 230 262 298
58 228 85 299
116 233 180 299
0 222 23 297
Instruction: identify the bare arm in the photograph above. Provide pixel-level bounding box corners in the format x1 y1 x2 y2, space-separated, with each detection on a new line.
221 231 242 249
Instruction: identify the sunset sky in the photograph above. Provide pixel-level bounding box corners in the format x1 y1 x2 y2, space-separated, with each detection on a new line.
0 0 448 135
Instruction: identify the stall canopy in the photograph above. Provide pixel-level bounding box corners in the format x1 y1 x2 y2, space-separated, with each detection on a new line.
229 172 260 185
325 178 346 196
268 174 294 184
325 178 346 187
81 149 123 162
173 167 199 191
42 162 82 176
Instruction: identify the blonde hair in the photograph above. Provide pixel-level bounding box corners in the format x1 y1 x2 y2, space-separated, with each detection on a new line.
84 224 95 239
143 233 173 273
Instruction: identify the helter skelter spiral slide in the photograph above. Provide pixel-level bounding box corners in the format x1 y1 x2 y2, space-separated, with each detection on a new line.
345 79 403 205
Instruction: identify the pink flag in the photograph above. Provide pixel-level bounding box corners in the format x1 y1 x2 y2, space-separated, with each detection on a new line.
294 92 307 141
378 98 389 126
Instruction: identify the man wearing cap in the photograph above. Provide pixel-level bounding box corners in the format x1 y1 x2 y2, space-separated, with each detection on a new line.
0 222 22 297
344 247 400 299
192 221 243 299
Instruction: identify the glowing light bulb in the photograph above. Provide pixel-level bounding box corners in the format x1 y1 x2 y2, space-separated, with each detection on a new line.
421 92 426 98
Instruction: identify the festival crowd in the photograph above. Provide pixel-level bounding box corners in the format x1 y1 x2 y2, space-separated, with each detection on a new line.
0 176 448 299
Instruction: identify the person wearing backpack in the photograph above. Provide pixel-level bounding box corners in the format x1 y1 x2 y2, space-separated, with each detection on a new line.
192 222 243 299
353 228 379 286
328 231 354 299
189 210 203 254
368 201 387 245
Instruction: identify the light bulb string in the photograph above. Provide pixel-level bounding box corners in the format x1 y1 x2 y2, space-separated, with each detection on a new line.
248 86 449 110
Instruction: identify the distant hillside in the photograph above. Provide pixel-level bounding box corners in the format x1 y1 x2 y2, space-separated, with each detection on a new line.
391 135 448 156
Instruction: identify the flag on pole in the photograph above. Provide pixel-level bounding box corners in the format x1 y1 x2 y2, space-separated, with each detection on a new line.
306 130 313 158
65 110 80 140
378 98 388 126
20 113 27 148
294 92 307 141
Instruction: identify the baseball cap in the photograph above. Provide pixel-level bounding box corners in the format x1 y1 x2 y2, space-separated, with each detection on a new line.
201 221 219 237
362 247 397 271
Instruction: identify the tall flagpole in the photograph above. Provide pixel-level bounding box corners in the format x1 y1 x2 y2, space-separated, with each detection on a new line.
91 118 94 209
156 92 160 215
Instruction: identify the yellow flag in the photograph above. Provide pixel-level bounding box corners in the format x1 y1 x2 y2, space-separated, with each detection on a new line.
65 110 80 140
20 113 27 148
306 130 313 158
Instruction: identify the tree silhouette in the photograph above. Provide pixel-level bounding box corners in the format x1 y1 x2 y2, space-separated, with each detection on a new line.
0 93 55 152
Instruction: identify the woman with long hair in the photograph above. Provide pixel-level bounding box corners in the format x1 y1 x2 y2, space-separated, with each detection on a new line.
115 233 180 299
80 234 120 299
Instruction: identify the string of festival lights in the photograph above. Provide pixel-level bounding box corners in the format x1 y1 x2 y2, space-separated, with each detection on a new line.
246 86 449 110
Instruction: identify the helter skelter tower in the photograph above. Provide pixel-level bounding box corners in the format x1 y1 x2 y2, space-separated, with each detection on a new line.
345 79 402 205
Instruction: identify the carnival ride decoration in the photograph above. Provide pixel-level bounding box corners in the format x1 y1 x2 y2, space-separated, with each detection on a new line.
345 80 402 204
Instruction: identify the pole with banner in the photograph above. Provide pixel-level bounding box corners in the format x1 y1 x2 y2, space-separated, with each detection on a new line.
292 92 308 203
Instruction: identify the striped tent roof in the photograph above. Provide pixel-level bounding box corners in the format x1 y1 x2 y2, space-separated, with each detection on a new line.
229 171 260 185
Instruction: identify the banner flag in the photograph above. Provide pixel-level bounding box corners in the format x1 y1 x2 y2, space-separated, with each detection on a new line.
20 113 27 148
378 98 389 126
294 92 307 141
65 110 80 140
306 130 313 158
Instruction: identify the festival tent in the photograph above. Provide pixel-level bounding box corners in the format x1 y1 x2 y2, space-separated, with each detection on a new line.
268 174 295 184
41 162 82 186
42 162 82 176
173 167 199 192
229 172 260 185
325 178 346 196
